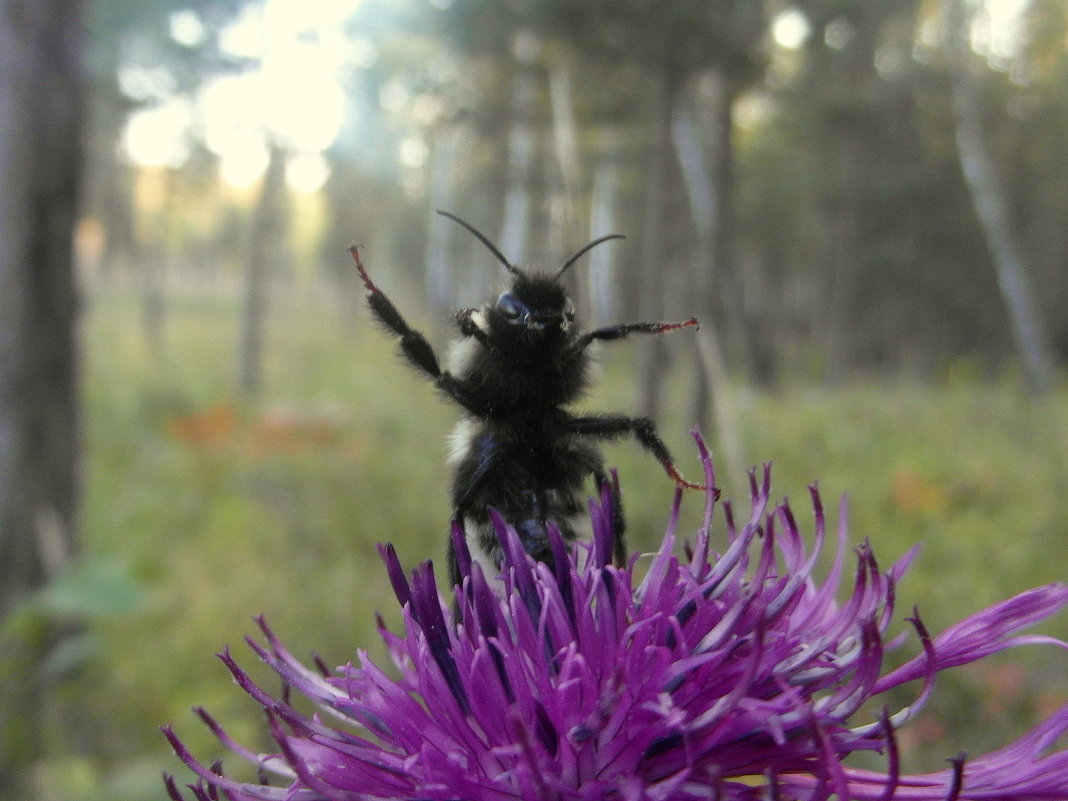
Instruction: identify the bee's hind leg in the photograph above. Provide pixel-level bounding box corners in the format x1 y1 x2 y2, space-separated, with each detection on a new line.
568 413 715 493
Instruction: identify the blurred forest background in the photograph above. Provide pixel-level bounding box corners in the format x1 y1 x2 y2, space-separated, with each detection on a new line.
2 0 1067 799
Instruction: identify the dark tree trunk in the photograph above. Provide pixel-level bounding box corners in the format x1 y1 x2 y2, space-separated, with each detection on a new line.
0 0 85 792
0 0 84 619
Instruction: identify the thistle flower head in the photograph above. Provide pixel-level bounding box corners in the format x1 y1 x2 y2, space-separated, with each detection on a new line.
164 433 1068 800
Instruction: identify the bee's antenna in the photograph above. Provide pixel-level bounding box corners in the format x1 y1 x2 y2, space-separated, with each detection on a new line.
436 210 522 277
555 234 626 279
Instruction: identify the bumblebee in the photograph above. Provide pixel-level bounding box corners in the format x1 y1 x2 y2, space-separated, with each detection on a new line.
351 211 707 588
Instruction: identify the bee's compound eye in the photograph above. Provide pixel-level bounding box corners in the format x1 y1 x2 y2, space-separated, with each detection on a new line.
497 290 524 319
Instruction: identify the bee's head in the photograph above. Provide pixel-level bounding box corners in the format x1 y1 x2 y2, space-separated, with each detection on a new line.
490 274 575 343
436 209 623 347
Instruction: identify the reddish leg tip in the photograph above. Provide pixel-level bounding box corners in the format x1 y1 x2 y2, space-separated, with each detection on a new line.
657 318 700 333
666 465 718 495
349 245 377 292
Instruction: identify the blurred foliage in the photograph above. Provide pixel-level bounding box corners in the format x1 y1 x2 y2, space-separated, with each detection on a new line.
15 291 1061 799
78 0 1068 381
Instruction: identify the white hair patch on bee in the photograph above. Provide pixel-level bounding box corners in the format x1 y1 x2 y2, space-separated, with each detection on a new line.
463 517 506 589
445 320 485 375
446 418 477 466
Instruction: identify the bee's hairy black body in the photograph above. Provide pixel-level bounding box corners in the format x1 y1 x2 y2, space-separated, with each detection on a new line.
352 211 707 589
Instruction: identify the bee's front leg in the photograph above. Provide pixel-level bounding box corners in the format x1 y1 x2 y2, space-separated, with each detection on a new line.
571 318 699 356
350 245 442 379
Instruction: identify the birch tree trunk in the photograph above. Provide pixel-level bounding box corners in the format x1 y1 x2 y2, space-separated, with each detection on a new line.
499 70 538 265
426 127 461 316
671 104 745 482
635 62 679 420
944 0 1052 392
547 62 584 252
587 138 622 324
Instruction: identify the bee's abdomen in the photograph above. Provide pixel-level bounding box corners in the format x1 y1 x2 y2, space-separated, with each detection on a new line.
450 423 600 558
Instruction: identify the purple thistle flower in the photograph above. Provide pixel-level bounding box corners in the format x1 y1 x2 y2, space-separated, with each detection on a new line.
163 432 1068 800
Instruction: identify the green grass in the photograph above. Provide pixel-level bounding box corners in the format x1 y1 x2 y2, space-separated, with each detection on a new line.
38 289 1068 798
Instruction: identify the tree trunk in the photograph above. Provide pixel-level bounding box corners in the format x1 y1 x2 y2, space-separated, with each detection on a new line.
238 142 288 397
88 113 136 282
426 126 461 316
0 0 84 621
0 0 85 792
499 69 538 265
822 135 862 383
635 63 679 420
141 167 180 351
944 0 1052 392
547 61 584 255
586 136 622 324
671 102 745 481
